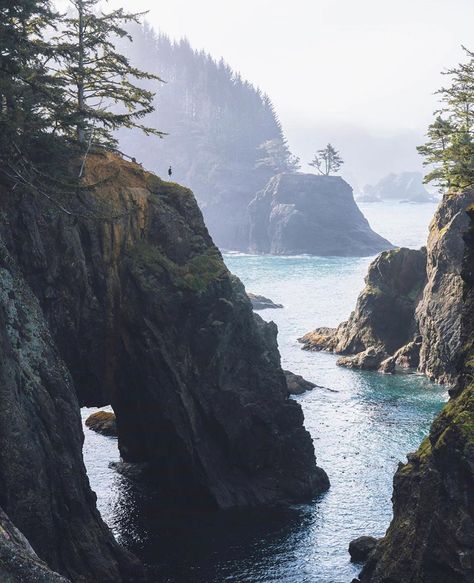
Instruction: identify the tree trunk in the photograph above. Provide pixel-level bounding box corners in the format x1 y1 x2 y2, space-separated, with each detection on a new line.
77 1 85 144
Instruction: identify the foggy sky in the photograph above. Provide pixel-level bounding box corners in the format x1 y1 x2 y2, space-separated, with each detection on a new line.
57 0 474 185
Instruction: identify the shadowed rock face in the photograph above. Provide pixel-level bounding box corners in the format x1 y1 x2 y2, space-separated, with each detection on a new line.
248 173 393 256
0 241 141 582
356 204 474 583
1 151 327 511
0 507 69 583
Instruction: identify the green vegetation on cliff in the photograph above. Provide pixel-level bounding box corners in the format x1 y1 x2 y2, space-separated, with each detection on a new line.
418 47 474 192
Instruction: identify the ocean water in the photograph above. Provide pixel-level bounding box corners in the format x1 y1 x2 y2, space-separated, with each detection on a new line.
82 201 446 582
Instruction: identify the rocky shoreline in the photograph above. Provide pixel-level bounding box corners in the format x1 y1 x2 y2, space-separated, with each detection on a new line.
300 192 474 384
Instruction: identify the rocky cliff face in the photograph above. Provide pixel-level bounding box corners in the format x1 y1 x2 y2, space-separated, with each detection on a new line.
416 191 473 384
248 173 393 256
1 152 327 516
300 247 426 370
0 507 69 582
301 192 474 382
356 204 474 583
0 239 141 581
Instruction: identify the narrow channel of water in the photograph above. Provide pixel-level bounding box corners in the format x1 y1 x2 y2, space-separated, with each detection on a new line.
82 201 446 582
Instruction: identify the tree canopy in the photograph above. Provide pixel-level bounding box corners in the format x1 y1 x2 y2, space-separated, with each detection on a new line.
0 0 64 164
54 0 163 147
418 46 474 192
309 144 344 175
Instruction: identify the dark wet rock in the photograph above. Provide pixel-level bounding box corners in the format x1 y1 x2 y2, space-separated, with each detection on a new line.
300 247 426 372
248 173 393 256
0 241 141 581
86 411 117 436
0 507 69 583
248 292 283 310
349 536 378 563
358 202 474 583
284 370 316 395
1 151 327 510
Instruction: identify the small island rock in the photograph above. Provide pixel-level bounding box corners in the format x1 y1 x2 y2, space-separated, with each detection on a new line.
85 411 117 436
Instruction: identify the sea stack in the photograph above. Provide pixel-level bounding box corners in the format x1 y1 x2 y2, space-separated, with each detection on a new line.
248 173 393 256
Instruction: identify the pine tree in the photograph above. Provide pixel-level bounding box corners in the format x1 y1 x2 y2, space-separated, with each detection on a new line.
256 138 300 173
55 0 163 147
309 144 344 175
418 47 474 192
0 0 64 166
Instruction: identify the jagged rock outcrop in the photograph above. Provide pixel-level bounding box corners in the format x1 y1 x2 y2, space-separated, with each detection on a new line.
1 151 328 511
248 173 393 256
356 204 474 583
0 507 69 583
349 536 378 564
0 241 141 581
300 247 427 370
284 370 316 395
301 191 474 381
247 292 283 310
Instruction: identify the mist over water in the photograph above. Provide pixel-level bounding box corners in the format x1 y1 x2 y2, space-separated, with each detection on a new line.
82 201 445 582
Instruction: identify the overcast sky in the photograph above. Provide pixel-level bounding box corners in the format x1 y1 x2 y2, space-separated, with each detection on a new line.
57 0 474 185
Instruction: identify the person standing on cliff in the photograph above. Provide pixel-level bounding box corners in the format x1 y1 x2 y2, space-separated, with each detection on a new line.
168 165 172 178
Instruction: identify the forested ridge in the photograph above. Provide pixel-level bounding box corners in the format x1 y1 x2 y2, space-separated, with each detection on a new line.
117 23 299 249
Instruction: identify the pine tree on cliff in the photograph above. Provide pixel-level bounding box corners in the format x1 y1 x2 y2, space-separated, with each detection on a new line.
256 138 301 173
418 46 474 191
54 0 164 147
0 0 65 167
309 144 344 175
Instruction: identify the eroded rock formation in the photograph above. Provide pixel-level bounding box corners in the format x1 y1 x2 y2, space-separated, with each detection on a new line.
248 173 393 256
301 191 474 383
300 247 427 370
1 151 327 515
356 203 474 583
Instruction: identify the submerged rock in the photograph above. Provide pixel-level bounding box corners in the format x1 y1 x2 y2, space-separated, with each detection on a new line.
1 151 328 511
248 173 393 256
247 292 283 310
357 202 474 583
86 411 117 436
349 536 378 563
284 370 316 395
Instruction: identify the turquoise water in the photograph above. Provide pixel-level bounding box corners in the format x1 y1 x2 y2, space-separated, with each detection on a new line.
82 201 446 582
